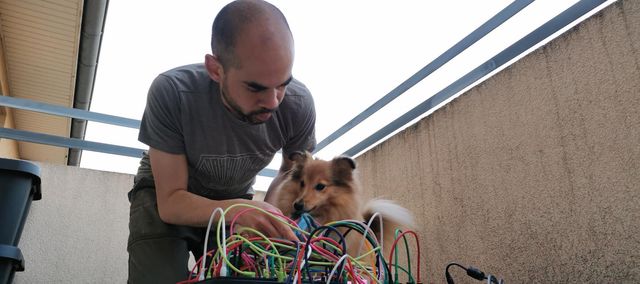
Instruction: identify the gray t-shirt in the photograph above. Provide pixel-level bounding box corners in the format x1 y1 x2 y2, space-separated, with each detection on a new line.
135 63 316 199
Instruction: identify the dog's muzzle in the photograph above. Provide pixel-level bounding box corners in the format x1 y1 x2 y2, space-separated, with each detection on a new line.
291 201 308 219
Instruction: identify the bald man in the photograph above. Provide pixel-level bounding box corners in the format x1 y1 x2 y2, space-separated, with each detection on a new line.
127 1 316 282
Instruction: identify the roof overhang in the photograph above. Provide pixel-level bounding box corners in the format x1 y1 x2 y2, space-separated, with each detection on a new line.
0 0 107 165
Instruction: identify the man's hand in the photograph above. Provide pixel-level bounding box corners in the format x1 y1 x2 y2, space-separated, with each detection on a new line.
225 199 297 241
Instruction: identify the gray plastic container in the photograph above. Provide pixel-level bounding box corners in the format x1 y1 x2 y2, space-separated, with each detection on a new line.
0 158 41 284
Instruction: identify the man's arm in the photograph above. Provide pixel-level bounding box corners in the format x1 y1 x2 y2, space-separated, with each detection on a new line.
263 152 294 204
149 147 296 239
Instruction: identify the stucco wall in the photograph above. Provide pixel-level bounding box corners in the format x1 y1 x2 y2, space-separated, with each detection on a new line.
356 1 639 283
13 162 134 283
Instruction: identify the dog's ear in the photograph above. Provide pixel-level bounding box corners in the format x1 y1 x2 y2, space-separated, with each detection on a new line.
288 151 314 164
331 156 356 185
288 151 306 163
288 151 311 180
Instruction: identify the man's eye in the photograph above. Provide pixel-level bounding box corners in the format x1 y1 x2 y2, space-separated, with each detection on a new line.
246 84 266 93
314 183 326 191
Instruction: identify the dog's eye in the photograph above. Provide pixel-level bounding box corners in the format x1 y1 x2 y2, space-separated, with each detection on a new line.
300 181 305 188
314 183 326 191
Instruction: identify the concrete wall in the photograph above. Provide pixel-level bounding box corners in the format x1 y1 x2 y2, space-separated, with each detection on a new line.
357 1 639 283
13 162 134 283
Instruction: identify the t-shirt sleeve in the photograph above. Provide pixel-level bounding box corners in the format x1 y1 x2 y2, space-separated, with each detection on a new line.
138 74 185 154
282 83 316 156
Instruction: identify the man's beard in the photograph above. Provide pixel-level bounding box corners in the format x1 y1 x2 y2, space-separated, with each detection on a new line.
220 83 276 125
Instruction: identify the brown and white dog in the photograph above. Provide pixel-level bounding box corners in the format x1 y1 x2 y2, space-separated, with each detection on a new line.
270 151 415 257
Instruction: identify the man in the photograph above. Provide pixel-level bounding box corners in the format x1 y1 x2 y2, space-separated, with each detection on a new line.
127 1 316 282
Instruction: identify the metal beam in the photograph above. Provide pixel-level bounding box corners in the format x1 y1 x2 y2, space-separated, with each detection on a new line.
314 0 534 154
0 127 279 178
344 0 608 157
258 168 277 178
0 127 144 158
0 95 140 129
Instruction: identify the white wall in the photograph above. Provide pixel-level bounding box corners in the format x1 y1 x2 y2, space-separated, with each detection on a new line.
14 162 133 283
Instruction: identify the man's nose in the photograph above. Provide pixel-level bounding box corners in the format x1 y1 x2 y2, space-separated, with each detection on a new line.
260 88 282 110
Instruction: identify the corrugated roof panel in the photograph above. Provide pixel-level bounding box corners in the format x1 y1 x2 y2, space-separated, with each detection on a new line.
0 0 83 163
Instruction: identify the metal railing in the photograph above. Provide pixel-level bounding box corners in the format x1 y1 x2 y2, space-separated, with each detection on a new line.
0 0 609 178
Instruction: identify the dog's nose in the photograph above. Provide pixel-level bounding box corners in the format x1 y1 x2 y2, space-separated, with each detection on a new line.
293 201 304 211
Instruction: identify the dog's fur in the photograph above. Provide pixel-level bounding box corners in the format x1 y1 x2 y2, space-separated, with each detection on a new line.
270 151 415 257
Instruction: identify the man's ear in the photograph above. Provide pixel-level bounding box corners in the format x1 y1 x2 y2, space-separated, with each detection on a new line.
205 54 224 83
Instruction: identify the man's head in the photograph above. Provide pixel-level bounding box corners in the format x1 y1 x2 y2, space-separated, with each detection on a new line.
205 0 294 124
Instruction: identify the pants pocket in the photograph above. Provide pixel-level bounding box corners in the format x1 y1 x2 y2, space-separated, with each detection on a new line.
128 188 180 247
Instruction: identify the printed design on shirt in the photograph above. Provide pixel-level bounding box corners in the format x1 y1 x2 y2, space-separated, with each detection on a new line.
195 152 273 189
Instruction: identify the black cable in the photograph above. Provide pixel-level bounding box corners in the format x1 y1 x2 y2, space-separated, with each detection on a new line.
445 262 503 284
445 262 471 284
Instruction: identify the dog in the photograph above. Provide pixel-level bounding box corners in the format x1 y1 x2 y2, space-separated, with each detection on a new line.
270 151 415 259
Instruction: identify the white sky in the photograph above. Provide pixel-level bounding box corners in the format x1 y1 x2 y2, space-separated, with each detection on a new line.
80 0 615 191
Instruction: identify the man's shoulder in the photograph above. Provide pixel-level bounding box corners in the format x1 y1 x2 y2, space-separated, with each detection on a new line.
286 78 311 98
160 63 205 75
283 78 314 109
279 78 315 116
155 63 211 93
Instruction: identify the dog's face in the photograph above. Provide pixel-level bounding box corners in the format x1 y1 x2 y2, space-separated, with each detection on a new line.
274 152 362 225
